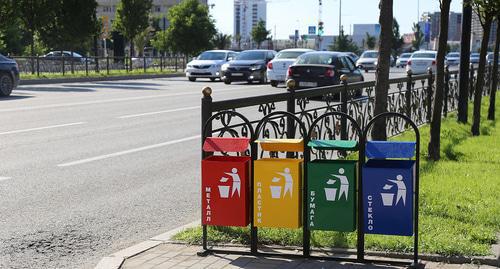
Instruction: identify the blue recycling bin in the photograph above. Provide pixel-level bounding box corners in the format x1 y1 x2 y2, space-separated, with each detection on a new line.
362 141 416 236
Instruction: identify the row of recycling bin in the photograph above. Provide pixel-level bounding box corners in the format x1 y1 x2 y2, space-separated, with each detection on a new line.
202 129 416 237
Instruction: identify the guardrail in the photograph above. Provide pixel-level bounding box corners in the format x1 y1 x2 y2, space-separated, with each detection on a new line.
11 55 186 76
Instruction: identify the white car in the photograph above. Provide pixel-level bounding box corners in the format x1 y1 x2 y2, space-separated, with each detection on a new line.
185 50 238 81
356 50 378 72
396 53 412 68
406 50 437 75
267 48 314 87
445 52 460 66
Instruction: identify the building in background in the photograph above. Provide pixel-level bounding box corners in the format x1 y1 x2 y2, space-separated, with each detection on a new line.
233 0 267 49
352 24 380 48
427 11 462 42
471 11 497 52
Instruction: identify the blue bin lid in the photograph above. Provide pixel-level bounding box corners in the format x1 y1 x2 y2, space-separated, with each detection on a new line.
366 141 416 159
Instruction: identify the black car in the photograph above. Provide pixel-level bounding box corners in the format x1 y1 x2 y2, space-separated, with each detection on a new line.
221 49 276 84
0 53 20 97
288 51 364 90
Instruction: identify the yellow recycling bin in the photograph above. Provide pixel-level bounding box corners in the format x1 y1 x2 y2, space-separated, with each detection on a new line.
254 139 303 229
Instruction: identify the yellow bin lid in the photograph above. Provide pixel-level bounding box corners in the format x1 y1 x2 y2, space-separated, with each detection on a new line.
255 139 304 152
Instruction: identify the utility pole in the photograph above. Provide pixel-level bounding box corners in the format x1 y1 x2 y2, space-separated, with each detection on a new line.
339 0 342 35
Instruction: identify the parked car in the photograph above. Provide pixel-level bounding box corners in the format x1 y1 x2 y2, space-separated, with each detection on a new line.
185 50 238 82
486 52 499 65
356 50 378 72
287 51 364 92
470 52 480 64
267 48 314 87
42 51 93 63
344 52 359 63
221 49 276 84
0 53 20 97
406 50 437 75
396 53 412 68
445 52 460 66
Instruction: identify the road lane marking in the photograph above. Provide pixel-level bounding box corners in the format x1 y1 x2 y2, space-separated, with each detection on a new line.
0 177 11 182
118 106 199 119
57 135 201 167
0 122 86 135
6 85 270 113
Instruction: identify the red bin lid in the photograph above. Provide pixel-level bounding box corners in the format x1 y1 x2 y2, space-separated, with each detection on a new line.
203 137 250 152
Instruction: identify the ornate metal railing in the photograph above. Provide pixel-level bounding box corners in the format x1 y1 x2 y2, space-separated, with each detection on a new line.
201 66 493 159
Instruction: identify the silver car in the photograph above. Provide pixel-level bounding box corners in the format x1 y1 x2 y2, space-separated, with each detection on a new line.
445 52 460 66
406 50 437 75
356 50 378 72
185 50 238 82
396 53 412 68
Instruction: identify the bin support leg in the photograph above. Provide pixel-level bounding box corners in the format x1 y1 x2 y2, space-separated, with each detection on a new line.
251 227 258 254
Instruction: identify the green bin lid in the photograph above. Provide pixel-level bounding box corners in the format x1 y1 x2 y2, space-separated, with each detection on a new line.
307 140 358 151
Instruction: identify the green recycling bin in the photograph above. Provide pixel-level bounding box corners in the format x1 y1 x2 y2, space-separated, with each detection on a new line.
307 140 358 232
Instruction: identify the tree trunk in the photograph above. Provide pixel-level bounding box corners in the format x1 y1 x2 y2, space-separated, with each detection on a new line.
371 0 393 141
471 16 492 136
30 29 35 75
130 39 134 71
487 20 499 121
457 0 472 123
428 0 451 161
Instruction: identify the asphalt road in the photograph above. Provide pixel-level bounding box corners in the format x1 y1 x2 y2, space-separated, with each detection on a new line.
0 68 406 269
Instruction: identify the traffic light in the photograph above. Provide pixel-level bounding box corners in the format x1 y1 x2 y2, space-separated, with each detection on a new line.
318 21 324 36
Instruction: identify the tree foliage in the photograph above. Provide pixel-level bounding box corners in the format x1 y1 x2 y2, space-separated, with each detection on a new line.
212 32 232 50
133 26 153 56
329 28 360 54
113 0 152 56
365 32 376 49
164 0 216 56
40 0 99 53
412 23 424 51
151 30 169 54
392 18 404 56
15 0 56 56
251 20 270 49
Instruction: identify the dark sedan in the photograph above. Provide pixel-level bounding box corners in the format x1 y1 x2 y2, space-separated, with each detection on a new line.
288 51 364 90
221 50 276 84
0 53 20 97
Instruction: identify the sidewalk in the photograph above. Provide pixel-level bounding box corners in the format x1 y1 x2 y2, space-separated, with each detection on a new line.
115 243 497 269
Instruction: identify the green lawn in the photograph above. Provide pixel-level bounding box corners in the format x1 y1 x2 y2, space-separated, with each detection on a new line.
20 68 180 80
174 93 500 256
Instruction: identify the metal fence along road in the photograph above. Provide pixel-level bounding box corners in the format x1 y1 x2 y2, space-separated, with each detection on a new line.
12 55 187 76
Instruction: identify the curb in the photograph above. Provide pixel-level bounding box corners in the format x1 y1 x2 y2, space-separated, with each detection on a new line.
19 73 184 86
94 220 200 269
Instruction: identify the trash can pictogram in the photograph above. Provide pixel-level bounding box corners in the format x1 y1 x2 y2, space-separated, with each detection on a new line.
202 137 251 227
254 139 304 229
362 141 416 236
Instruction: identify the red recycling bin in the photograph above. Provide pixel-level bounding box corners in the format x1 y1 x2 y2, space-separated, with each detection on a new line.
201 137 251 227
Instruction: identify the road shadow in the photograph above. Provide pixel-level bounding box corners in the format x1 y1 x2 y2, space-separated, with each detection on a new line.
91 81 163 87
62 84 155 91
20 86 96 92
0 94 34 101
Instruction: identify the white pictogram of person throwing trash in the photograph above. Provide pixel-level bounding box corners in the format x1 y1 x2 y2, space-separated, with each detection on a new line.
221 168 241 198
388 175 406 206
276 168 293 198
332 168 349 201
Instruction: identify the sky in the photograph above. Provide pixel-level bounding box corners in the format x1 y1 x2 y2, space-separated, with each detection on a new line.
207 0 463 38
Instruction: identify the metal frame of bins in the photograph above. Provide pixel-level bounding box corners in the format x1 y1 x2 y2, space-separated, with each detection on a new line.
200 110 255 255
360 112 421 268
198 111 421 268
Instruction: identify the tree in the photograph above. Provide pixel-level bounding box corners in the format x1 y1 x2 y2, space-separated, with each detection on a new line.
151 30 169 55
471 0 496 135
412 23 424 51
428 0 452 161
212 32 232 49
371 0 393 141
164 0 216 58
251 19 270 49
329 28 360 54
365 32 376 49
458 0 473 123
234 33 242 50
15 0 55 57
134 26 153 56
392 18 404 56
487 14 499 120
0 0 15 27
113 0 152 59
